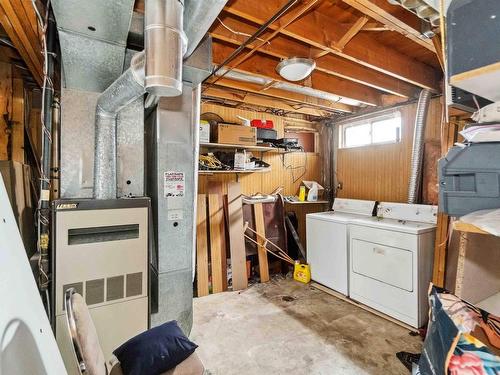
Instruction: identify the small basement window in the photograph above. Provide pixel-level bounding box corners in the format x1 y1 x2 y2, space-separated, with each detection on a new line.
339 111 401 148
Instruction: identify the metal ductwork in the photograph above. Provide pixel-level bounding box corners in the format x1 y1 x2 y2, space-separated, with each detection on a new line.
145 0 186 97
183 0 228 58
95 0 190 199
215 68 362 107
408 89 432 204
94 52 146 199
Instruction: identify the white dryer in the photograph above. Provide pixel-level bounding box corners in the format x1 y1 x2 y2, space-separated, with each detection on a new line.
306 198 376 295
349 202 437 328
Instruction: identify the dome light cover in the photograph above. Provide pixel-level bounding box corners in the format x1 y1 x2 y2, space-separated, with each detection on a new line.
276 57 316 82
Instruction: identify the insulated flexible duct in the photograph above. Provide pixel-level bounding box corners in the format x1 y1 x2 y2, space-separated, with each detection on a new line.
214 68 362 107
407 89 432 203
94 52 146 199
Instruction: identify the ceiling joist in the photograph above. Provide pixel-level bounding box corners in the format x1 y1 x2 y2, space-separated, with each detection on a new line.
224 0 440 91
211 41 383 106
203 86 333 117
341 0 436 53
210 16 419 98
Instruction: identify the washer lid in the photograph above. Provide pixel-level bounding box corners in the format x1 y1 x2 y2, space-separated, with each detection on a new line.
353 216 436 234
306 211 370 223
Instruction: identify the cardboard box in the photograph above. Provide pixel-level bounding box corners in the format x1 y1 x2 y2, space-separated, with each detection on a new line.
199 120 210 143
214 124 256 145
301 180 324 201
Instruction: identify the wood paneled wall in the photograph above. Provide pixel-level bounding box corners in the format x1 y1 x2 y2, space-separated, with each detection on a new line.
336 97 443 203
199 103 325 242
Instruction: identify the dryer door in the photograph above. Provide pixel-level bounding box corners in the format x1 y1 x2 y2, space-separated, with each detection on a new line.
351 239 413 292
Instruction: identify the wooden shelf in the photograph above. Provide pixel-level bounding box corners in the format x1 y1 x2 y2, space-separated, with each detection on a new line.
199 142 276 152
198 168 271 175
453 221 490 235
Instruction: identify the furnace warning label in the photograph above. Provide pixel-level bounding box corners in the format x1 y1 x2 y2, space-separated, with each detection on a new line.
164 171 185 198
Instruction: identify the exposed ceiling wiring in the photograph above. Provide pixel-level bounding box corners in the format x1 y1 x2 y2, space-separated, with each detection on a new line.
216 17 270 46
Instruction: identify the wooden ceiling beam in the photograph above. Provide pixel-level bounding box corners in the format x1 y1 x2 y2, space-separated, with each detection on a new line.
212 41 383 106
341 0 435 52
224 0 440 91
210 77 353 113
211 17 419 98
334 16 369 51
203 86 332 117
0 0 43 86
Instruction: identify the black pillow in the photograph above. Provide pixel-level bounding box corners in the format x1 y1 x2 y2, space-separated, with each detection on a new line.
113 320 198 375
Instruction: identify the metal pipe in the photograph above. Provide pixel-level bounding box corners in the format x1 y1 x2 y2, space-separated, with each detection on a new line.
94 52 145 199
408 89 432 203
183 0 228 58
38 13 56 291
215 68 361 106
144 0 186 97
51 97 60 200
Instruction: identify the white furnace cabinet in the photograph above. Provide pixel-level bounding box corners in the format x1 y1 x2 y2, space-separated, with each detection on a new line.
51 199 150 374
348 220 436 328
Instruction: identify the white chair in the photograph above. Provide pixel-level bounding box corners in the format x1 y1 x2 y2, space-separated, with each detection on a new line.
64 288 204 375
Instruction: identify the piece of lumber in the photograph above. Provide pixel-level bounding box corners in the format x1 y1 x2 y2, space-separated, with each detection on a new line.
227 182 248 291
253 203 269 283
196 194 209 297
432 116 460 287
453 221 490 235
208 194 225 293
454 232 468 298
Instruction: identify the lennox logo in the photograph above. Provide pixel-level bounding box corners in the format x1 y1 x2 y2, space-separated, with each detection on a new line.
56 203 78 210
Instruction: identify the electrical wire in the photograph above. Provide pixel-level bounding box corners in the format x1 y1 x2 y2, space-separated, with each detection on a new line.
281 147 308 184
32 0 52 296
217 17 270 46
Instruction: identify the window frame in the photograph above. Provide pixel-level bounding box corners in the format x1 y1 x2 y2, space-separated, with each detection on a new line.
339 111 402 149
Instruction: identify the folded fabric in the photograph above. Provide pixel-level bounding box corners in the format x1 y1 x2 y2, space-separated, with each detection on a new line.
113 320 198 375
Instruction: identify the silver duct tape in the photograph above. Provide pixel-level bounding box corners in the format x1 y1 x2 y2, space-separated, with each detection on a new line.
408 89 432 204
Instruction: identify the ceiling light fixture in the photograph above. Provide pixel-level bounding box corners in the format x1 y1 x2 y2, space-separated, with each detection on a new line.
276 57 316 82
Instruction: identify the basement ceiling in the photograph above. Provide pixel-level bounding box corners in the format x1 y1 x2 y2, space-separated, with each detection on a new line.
198 0 443 117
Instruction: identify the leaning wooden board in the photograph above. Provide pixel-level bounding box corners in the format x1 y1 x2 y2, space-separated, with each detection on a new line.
196 194 209 297
208 193 225 293
253 203 270 283
227 182 248 291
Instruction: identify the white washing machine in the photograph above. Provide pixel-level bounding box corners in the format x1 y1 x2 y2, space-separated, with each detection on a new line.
306 198 376 295
349 202 437 328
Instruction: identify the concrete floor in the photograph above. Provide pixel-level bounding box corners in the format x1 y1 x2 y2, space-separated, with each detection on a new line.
191 276 421 375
